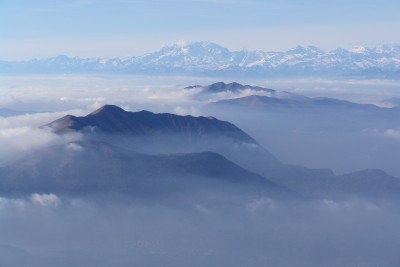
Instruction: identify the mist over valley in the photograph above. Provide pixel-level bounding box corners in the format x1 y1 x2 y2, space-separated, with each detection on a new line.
1 75 400 266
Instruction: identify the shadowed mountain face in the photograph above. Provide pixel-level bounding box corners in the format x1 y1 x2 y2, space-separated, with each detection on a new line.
263 164 400 200
185 82 276 94
1 104 400 201
46 105 257 144
38 106 285 198
44 105 281 172
191 82 389 112
185 82 302 101
214 94 383 112
0 140 286 198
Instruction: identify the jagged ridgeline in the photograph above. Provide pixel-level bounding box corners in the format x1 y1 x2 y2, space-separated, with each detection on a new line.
1 42 400 79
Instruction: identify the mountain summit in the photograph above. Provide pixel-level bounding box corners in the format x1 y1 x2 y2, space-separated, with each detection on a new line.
185 82 275 93
1 105 286 197
46 105 258 144
3 104 400 200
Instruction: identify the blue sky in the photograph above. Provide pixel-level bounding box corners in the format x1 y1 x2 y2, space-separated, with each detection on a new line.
2 0 400 59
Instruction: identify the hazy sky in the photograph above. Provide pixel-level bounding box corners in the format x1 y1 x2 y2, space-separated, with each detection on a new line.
2 0 400 59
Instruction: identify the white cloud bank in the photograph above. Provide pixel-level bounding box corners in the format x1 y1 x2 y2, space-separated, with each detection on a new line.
30 193 61 207
365 128 400 142
0 114 82 166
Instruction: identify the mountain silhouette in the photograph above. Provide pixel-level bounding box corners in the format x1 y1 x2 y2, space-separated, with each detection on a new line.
215 94 383 112
185 82 275 93
2 104 398 200
46 105 257 145
0 140 287 198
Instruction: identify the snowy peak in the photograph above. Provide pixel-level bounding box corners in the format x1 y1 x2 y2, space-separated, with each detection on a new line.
2 42 400 78
155 41 231 59
349 46 369 54
288 45 323 55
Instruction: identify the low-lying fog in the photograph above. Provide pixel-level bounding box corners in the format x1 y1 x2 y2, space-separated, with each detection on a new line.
1 75 400 176
1 194 400 267
1 75 400 266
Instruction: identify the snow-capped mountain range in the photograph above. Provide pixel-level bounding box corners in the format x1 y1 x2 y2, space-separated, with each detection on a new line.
2 41 400 79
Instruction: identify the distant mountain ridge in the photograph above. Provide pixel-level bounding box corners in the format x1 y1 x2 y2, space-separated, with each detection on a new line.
214 94 383 112
186 82 391 112
186 82 305 101
0 140 284 196
2 41 400 79
185 82 275 93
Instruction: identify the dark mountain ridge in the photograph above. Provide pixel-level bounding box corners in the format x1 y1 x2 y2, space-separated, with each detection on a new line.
46 105 257 145
44 104 280 173
185 82 302 101
1 104 399 200
0 140 286 198
186 82 399 113
185 82 276 93
214 94 385 112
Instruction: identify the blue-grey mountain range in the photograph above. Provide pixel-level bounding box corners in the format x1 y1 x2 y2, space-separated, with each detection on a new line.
2 42 400 79
1 104 400 200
